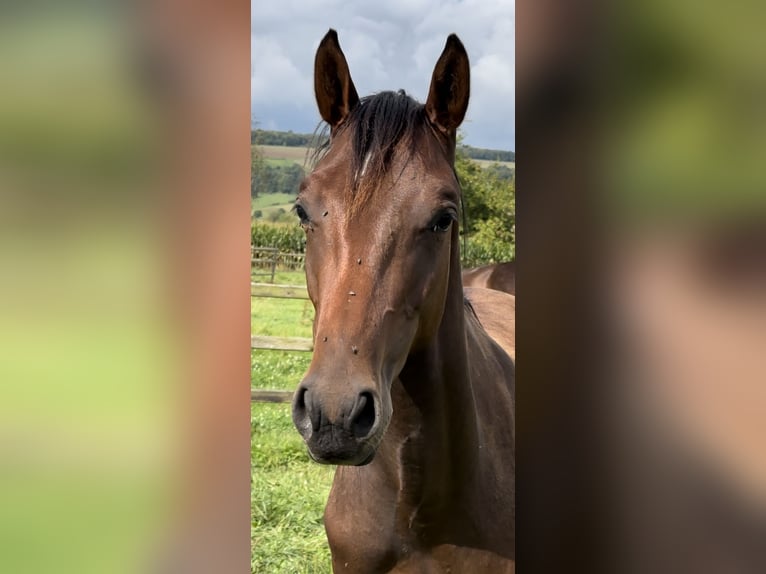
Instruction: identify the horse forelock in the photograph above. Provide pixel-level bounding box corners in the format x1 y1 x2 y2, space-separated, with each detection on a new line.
311 90 432 216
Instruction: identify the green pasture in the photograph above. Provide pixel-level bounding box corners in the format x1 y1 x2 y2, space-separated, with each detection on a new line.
251 270 334 573
265 157 303 168
251 291 312 391
252 193 298 221
252 192 297 210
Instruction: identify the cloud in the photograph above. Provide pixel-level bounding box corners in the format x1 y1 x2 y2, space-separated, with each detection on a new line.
251 0 515 150
251 36 310 107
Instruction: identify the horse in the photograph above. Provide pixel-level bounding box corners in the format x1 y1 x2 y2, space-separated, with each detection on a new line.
291 29 515 573
462 261 516 296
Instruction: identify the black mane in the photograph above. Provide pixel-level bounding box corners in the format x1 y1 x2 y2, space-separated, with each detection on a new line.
343 90 426 187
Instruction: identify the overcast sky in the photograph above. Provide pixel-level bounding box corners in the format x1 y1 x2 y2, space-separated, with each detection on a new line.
251 0 515 151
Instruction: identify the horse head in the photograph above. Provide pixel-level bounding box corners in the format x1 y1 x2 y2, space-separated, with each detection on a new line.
291 29 470 465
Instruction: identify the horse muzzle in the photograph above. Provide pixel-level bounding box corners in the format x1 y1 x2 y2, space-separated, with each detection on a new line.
292 384 387 466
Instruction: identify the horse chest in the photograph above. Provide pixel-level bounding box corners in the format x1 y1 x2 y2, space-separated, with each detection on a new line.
324 470 437 572
326 472 510 573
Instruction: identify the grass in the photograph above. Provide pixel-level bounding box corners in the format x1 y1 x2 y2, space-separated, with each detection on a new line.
265 157 302 168
252 193 298 220
253 193 298 209
251 403 334 573
251 271 313 391
252 193 297 220
252 269 333 573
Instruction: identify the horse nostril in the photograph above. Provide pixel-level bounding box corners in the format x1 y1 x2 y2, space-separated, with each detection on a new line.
292 385 320 434
294 385 307 410
350 392 376 439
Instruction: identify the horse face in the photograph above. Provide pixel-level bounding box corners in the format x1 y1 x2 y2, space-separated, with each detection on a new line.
291 30 469 465
292 134 460 465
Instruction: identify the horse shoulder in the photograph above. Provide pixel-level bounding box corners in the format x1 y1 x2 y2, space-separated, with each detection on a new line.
464 287 515 361
462 288 516 551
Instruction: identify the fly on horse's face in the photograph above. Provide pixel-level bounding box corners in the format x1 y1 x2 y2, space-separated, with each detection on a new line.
292 30 470 466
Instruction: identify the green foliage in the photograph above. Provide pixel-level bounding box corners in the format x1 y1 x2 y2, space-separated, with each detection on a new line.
462 220 515 265
484 163 515 182
267 207 287 222
252 129 326 147
251 145 265 198
251 221 306 253
252 153 305 198
456 150 515 267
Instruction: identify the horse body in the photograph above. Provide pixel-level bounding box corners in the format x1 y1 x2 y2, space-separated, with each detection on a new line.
292 29 514 573
462 261 516 296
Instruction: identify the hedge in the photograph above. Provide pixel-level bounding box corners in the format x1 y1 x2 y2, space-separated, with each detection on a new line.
251 221 513 268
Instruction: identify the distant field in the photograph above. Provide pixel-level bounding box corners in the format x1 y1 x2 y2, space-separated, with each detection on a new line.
260 145 311 165
475 159 515 170
252 192 297 209
264 157 300 168
252 193 297 219
259 143 513 171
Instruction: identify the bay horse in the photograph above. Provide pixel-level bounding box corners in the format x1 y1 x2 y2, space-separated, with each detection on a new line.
462 261 516 295
291 29 515 573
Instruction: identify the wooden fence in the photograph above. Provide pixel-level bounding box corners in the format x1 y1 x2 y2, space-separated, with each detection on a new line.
251 246 278 283
251 246 306 283
251 278 312 403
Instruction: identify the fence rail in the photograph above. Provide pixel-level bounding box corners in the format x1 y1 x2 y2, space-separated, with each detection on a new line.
251 335 313 352
251 282 309 299
251 389 294 403
251 256 312 402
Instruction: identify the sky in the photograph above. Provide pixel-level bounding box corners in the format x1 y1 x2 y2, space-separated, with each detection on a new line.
251 0 515 151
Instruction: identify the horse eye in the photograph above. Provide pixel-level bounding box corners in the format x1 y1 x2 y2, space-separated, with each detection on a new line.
431 212 455 233
294 204 309 224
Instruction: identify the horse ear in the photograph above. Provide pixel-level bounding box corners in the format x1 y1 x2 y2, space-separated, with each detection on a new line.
314 29 359 131
425 34 470 135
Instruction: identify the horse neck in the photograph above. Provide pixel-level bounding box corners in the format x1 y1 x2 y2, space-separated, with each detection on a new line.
395 228 480 496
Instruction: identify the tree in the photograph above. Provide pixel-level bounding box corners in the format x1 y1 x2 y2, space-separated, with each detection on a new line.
251 144 266 198
455 145 515 265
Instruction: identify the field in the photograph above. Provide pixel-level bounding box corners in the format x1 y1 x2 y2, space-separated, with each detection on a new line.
260 144 312 166
251 270 335 573
260 143 515 172
252 193 297 219
265 157 301 168
475 159 515 170
252 192 297 210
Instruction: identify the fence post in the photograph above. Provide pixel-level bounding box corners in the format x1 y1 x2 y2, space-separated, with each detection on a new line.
269 249 277 283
